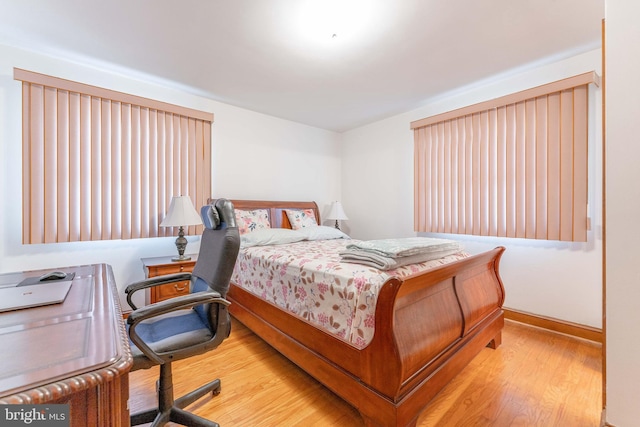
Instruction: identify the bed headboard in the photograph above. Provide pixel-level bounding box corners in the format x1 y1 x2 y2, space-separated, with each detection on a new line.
207 199 321 229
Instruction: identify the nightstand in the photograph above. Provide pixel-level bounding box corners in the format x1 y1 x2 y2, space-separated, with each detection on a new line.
141 254 198 304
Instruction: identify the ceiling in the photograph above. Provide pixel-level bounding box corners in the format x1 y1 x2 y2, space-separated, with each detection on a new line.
0 0 603 132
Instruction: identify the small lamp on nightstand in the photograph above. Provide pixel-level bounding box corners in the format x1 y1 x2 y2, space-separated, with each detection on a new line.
327 201 348 230
160 196 203 261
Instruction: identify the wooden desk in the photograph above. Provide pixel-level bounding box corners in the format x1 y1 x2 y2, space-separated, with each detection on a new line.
0 264 132 427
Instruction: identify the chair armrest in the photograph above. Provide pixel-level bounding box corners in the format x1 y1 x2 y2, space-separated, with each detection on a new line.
127 291 227 324
127 291 230 365
125 273 193 310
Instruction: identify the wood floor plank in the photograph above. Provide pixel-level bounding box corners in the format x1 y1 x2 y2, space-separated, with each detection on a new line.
128 319 602 426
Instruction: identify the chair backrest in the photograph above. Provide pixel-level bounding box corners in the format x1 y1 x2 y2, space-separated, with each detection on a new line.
192 198 240 296
190 198 240 331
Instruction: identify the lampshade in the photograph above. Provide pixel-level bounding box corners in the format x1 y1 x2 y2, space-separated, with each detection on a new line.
160 196 203 227
327 201 348 221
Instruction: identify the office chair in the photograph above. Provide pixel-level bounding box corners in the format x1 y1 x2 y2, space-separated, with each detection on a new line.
125 198 240 427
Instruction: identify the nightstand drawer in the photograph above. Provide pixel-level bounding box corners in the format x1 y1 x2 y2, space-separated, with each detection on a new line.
152 280 191 302
141 254 198 304
148 262 195 277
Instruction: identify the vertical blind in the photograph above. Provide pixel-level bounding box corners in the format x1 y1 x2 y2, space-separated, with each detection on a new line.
16 68 213 244
411 72 600 242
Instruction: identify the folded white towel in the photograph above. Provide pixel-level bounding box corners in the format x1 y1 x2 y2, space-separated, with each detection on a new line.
345 237 462 258
340 247 462 270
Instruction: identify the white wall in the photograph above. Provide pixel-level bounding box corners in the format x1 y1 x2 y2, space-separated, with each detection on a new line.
342 49 603 328
0 44 342 306
605 0 640 424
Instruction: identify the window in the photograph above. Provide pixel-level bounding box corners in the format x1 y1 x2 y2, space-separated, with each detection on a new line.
16 68 213 244
411 72 599 242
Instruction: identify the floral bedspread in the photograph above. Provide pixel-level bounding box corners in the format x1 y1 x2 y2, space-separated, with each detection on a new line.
231 239 468 349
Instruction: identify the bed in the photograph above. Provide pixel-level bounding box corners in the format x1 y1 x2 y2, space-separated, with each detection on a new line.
223 199 505 427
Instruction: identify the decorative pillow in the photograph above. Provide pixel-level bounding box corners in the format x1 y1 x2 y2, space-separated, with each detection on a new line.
285 209 318 230
234 209 271 235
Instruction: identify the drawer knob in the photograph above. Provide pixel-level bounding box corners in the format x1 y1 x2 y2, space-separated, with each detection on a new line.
180 266 185 271
174 283 187 292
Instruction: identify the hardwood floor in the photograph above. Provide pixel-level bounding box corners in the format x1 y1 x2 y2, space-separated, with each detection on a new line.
128 318 602 426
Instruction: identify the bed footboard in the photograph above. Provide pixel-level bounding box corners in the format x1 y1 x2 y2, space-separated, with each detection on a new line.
362 246 505 397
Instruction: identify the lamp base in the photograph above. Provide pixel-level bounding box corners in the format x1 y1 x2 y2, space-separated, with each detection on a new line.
172 226 190 262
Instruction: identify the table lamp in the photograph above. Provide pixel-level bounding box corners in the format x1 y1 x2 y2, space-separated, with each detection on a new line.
327 201 348 230
160 196 203 261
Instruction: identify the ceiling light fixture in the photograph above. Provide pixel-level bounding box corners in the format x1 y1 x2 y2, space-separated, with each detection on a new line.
290 0 383 49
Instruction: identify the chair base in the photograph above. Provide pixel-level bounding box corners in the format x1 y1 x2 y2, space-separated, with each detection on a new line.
131 362 221 427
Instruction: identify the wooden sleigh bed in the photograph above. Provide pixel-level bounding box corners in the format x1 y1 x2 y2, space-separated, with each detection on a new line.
224 199 505 427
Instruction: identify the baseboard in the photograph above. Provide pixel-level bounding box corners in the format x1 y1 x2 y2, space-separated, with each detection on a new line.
503 308 603 343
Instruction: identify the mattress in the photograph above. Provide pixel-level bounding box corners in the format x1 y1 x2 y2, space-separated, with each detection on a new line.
231 238 467 349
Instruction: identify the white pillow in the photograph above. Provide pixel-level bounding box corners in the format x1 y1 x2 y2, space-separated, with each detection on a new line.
298 225 350 241
240 228 306 248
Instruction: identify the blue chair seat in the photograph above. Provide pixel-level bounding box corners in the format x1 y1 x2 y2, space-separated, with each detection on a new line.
129 309 213 363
